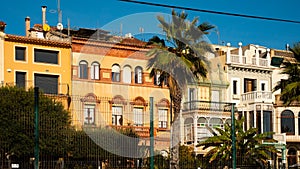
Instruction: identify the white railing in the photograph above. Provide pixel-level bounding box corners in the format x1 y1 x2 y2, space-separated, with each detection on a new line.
241 91 272 102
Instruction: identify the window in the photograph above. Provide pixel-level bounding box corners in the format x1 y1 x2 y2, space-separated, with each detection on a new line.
16 72 26 88
244 78 257 93
112 106 123 125
34 49 58 64
133 107 144 126
209 118 223 128
84 104 95 125
15 46 26 61
158 109 168 128
112 64 120 82
79 61 88 79
91 62 100 80
233 80 237 94
122 65 131 84
281 110 295 135
134 66 143 84
34 74 58 94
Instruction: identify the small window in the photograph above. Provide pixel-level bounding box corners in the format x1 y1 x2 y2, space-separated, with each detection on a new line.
34 74 58 94
135 66 143 84
91 62 100 80
34 49 59 64
15 46 26 61
112 64 120 82
16 72 26 88
79 61 88 79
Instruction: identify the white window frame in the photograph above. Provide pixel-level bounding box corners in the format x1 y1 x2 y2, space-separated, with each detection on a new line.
84 104 95 125
112 106 123 125
158 109 168 128
133 107 144 126
91 62 100 80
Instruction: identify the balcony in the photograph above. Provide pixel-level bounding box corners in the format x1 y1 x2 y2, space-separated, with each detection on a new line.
241 91 272 103
108 125 157 138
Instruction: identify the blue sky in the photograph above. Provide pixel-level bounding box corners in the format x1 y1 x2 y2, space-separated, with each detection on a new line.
1 0 300 49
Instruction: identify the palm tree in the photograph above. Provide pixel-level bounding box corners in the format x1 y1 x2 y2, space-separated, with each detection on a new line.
146 10 214 169
197 118 278 168
273 42 300 105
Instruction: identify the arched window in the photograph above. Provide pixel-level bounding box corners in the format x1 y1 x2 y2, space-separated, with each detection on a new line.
209 118 223 128
197 117 208 127
123 65 132 84
112 64 120 82
281 110 295 135
91 62 100 80
134 66 143 84
79 61 88 79
184 118 194 143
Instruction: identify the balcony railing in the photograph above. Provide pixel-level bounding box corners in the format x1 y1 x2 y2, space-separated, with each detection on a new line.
229 54 269 67
108 125 157 138
241 91 272 102
183 100 234 112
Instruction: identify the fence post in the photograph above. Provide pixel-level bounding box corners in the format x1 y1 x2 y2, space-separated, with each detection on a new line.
150 97 154 169
231 103 236 169
34 87 39 169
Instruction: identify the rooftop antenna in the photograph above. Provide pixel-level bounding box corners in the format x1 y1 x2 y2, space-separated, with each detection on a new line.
57 0 62 24
56 0 63 39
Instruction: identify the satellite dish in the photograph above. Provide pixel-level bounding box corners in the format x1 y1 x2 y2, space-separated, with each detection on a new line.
57 23 63 31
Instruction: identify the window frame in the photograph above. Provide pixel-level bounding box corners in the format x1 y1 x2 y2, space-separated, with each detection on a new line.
34 48 59 65
15 46 27 61
84 104 96 125
134 66 143 84
15 71 26 88
79 60 88 79
112 64 121 82
91 62 100 80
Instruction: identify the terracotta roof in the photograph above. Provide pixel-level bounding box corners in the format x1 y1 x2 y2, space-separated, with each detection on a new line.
5 34 71 48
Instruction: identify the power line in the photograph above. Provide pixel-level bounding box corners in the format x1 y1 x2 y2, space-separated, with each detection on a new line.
119 0 300 24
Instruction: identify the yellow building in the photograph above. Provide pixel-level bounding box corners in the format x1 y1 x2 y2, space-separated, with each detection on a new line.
3 33 72 102
70 34 171 150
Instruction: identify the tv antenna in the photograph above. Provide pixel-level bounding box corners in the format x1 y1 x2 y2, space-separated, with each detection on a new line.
56 0 63 31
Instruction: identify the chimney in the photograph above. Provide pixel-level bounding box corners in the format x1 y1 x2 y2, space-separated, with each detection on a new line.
25 16 30 37
42 6 47 25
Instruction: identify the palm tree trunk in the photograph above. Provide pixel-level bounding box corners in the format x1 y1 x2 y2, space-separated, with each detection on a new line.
170 90 182 169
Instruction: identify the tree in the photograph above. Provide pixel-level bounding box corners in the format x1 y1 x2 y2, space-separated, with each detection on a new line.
147 10 214 169
273 42 300 105
197 117 278 168
0 86 71 167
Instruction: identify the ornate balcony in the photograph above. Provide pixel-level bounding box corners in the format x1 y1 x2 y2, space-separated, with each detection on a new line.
108 125 157 138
